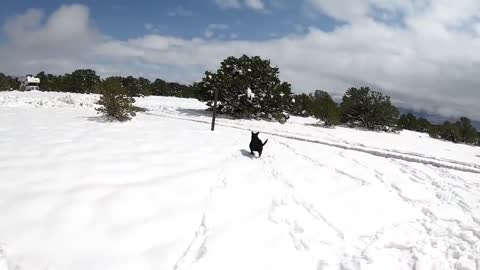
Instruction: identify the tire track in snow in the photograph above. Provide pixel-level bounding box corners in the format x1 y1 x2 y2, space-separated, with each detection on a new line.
276 140 369 186
274 135 480 268
145 112 480 174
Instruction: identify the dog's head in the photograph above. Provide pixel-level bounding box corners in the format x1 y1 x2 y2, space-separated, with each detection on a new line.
251 131 260 139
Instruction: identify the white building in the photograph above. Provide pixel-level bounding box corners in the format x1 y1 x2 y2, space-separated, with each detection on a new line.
20 74 40 91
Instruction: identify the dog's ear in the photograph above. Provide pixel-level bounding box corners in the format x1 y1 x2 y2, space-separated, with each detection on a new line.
255 132 260 135
251 131 254 135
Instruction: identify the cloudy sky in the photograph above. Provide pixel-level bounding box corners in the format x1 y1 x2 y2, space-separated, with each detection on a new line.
0 0 479 120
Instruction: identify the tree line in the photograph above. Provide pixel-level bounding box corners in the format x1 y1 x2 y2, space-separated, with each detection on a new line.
1 55 478 146
0 73 19 90
0 70 195 98
193 55 479 146
289 90 479 146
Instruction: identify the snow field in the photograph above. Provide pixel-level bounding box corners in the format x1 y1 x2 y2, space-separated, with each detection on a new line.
0 91 479 270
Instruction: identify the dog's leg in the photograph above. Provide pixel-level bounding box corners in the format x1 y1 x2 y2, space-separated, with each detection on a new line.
250 147 254 155
258 149 262 157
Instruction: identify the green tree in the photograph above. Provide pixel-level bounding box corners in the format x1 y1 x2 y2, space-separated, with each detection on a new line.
428 124 441 139
0 73 19 90
36 72 50 91
179 84 195 98
138 77 152 96
151 79 168 96
122 76 141 97
398 113 417 130
431 117 479 145
96 77 137 122
340 87 399 131
438 121 459 142
194 55 293 120
416 117 432 133
310 90 340 126
66 69 101 93
290 93 314 116
36 71 62 91
454 117 478 144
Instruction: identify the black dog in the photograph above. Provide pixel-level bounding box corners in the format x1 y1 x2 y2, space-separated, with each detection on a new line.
249 132 268 157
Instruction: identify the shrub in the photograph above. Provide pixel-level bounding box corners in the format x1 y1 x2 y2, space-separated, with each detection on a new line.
340 87 399 131
96 77 137 122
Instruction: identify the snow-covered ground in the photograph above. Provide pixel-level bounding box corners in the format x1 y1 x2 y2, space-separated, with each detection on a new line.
0 91 479 270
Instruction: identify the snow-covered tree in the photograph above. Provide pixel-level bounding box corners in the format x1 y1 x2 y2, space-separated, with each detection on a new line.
194 55 294 121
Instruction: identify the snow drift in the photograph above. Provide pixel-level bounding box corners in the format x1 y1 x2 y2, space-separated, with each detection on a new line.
0 91 479 270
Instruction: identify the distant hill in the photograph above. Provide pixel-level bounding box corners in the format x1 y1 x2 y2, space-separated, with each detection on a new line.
399 108 480 129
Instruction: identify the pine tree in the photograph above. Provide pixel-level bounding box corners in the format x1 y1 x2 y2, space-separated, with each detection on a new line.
96 77 137 122
290 93 314 116
310 90 340 126
340 87 399 131
138 77 152 96
416 118 432 133
454 117 478 144
438 121 459 142
0 73 19 90
194 55 294 121
67 69 101 93
398 113 417 130
122 76 141 97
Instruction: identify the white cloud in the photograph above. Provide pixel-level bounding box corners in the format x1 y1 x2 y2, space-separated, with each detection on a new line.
305 0 371 22
204 24 229 39
213 0 265 11
245 0 265 10
4 4 99 50
2 3 480 121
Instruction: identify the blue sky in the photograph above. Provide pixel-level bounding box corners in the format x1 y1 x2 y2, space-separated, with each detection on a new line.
1 0 480 120
0 0 339 41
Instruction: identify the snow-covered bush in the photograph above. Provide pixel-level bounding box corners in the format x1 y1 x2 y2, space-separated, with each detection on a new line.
57 95 76 105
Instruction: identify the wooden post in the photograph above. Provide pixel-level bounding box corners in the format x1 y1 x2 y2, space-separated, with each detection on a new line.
211 88 219 131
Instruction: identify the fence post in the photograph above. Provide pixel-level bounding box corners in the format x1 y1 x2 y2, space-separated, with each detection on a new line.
211 88 219 131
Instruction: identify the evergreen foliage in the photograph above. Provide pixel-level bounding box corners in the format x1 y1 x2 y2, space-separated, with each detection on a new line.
96 77 137 122
309 90 340 126
452 117 478 144
193 55 294 121
290 93 313 116
399 114 478 146
397 113 432 132
0 73 19 90
31 70 193 97
340 87 399 130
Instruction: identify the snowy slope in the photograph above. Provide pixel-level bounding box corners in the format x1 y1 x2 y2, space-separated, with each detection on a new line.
0 91 479 270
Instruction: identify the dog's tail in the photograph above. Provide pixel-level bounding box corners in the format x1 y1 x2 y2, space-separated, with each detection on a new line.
263 139 268 146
